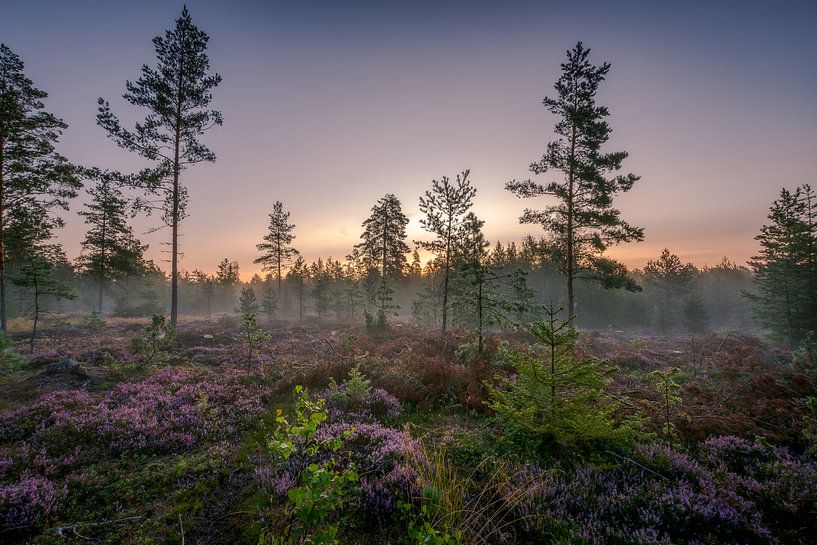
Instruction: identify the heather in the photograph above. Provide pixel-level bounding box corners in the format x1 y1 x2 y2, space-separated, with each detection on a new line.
0 319 814 544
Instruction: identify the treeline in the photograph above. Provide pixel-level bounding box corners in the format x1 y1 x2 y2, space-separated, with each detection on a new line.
1 8 813 348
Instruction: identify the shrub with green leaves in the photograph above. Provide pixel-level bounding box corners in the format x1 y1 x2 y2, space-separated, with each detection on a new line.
485 306 643 448
262 386 358 545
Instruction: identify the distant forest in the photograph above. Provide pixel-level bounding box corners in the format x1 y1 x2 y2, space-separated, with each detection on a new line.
1 8 814 349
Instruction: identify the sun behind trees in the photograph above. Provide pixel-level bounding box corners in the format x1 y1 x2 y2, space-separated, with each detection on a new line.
1 3 816 542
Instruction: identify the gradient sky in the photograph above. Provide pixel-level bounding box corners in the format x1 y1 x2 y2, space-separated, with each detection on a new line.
2 0 816 279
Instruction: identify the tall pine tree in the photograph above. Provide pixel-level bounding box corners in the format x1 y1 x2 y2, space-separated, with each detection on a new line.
506 42 642 318
356 193 410 321
97 7 222 328
356 193 410 278
748 185 817 345
0 44 81 332
254 200 299 298
417 169 477 335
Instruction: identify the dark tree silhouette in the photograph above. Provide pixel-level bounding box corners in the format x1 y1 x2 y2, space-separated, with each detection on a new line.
417 169 477 335
254 200 299 298
748 185 817 345
77 169 146 312
356 193 410 279
506 42 642 318
356 193 410 321
96 7 222 328
0 44 80 332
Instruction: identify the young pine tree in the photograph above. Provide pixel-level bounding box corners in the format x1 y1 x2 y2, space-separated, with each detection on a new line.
0 44 81 332
451 213 514 353
97 7 222 328
261 277 277 324
682 293 710 334
254 201 299 298
506 42 643 319
77 169 146 312
237 285 258 315
417 170 477 335
748 185 817 346
13 252 74 353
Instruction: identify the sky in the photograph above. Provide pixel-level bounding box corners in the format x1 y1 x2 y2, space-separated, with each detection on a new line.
2 0 816 280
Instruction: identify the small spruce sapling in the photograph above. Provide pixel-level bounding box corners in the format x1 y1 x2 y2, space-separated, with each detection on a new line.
240 312 270 365
485 305 642 446
237 286 269 364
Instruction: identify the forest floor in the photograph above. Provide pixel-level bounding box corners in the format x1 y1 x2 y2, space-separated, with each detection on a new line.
0 317 815 544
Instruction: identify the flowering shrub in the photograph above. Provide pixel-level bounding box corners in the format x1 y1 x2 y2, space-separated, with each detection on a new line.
0 474 64 530
507 436 817 545
0 366 269 455
322 385 402 424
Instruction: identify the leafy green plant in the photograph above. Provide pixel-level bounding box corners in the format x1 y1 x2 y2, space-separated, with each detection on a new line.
629 338 647 350
263 386 358 544
485 305 642 447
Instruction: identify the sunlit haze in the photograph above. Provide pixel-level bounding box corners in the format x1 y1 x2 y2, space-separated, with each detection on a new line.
2 0 815 279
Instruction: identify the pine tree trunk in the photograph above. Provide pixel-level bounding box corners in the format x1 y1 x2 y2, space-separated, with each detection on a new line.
0 141 6 333
170 63 184 329
566 124 576 318
29 276 39 354
477 272 484 354
441 219 452 336
170 150 180 328
98 211 107 313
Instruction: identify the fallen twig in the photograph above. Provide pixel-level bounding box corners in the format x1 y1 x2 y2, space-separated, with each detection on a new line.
50 516 143 537
606 451 669 481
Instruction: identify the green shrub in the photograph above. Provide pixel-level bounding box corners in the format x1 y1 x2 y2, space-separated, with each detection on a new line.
84 311 107 332
262 386 358 545
485 306 643 449
0 331 26 371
